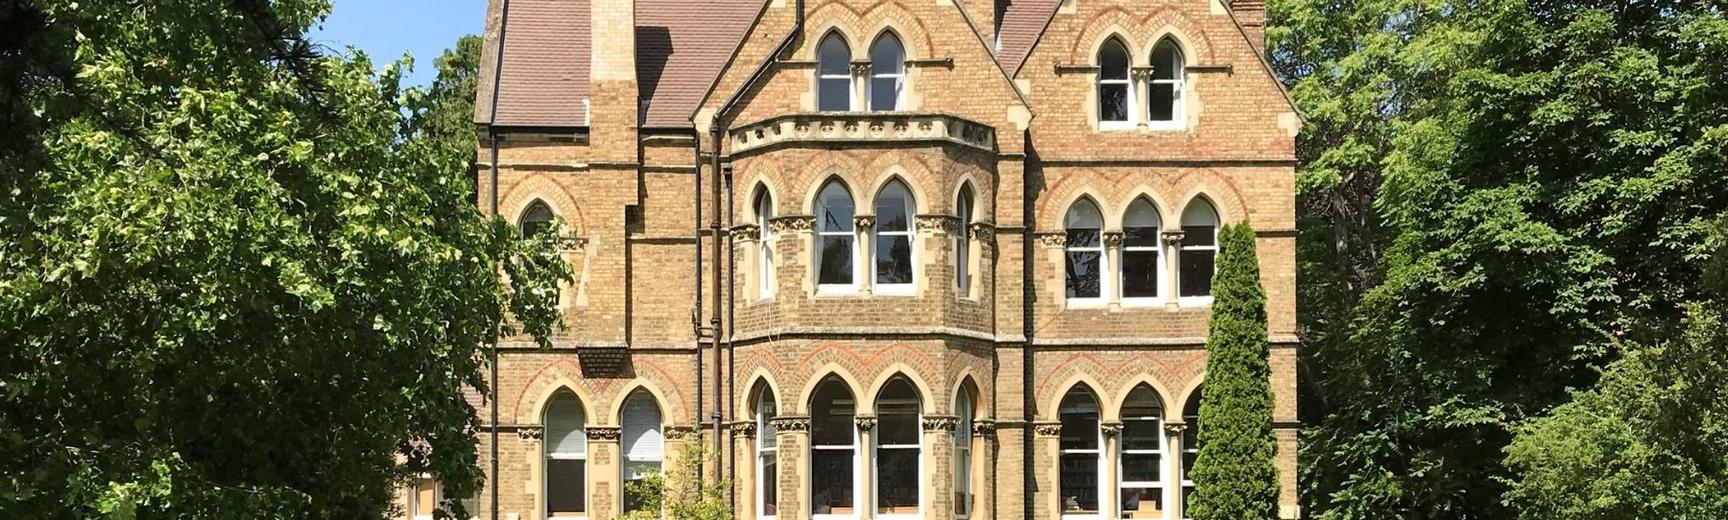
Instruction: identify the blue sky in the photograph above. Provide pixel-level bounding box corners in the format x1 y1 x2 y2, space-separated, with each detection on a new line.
308 0 487 87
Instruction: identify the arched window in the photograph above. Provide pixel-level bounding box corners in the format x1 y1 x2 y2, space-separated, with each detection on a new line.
956 184 975 297
1119 385 1168 518
875 377 922 516
1065 199 1106 302
1180 389 1202 515
410 476 438 520
869 33 906 111
1059 385 1104 519
621 390 663 513
1098 38 1133 127
520 200 555 238
756 187 775 299
954 384 977 519
817 180 858 290
755 384 780 519
1178 199 1219 299
811 377 858 518
1148 38 1185 126
873 180 915 291
1122 198 1165 301
544 391 587 518
818 33 854 111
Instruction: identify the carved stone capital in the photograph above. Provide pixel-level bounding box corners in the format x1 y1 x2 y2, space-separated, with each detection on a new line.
1033 421 1063 438
770 416 811 432
1035 232 1068 248
972 419 997 437
730 421 758 438
518 426 544 440
585 427 622 441
559 234 588 253
1102 231 1125 247
1100 422 1125 438
850 61 872 75
854 416 878 431
730 223 760 241
915 215 962 235
1161 230 1186 245
968 223 996 243
1163 422 1189 436
768 215 814 233
853 215 876 229
922 415 961 433
664 425 698 440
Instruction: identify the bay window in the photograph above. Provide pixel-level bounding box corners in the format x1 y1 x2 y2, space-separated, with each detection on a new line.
874 378 921 517
811 378 858 518
1059 386 1103 519
817 180 858 291
873 180 915 291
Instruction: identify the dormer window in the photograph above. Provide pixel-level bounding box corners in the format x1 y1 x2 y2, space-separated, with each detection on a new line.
1097 38 1133 129
869 33 906 111
1148 38 1185 127
818 33 854 111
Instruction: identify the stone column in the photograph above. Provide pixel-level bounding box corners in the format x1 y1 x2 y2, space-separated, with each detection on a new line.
855 216 876 294
1103 231 1125 309
1033 421 1064 519
1164 422 1188 520
731 421 760 520
855 415 878 519
1101 422 1124 519
773 416 811 520
973 420 997 520
923 416 961 520
1162 230 1186 310
586 426 624 520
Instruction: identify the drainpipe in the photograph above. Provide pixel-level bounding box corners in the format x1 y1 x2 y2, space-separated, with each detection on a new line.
485 1 512 518
724 165 737 512
694 129 706 489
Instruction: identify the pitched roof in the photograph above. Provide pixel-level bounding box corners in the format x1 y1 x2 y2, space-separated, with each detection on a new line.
994 0 1063 77
474 0 761 128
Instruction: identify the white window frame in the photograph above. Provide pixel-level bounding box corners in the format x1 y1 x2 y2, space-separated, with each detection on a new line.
817 34 855 112
621 394 664 516
816 182 859 294
758 396 780 520
872 181 916 295
954 391 975 520
1120 199 1166 307
956 187 973 299
1147 38 1186 131
1097 39 1136 131
872 410 922 519
811 425 861 520
1059 401 1106 520
868 33 906 112
1117 393 1169 520
1180 395 1201 520
1176 201 1219 307
545 394 588 519
757 190 775 300
1064 202 1108 307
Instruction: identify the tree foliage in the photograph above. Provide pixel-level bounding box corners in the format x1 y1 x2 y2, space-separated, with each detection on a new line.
618 437 733 520
1272 0 1728 517
0 1 568 518
1189 223 1281 520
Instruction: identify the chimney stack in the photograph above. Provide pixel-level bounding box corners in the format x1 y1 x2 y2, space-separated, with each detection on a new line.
1231 0 1267 53
590 0 638 160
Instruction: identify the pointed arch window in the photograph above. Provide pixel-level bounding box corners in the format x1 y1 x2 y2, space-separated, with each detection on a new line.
1060 386 1104 519
756 187 775 299
1065 200 1106 302
1122 198 1165 302
1178 200 1219 300
1098 39 1133 128
819 34 854 111
875 377 922 516
544 391 588 517
1180 389 1202 517
873 180 915 291
1149 38 1186 127
869 33 906 111
811 377 858 517
817 180 858 290
956 184 975 297
1119 385 1169 518
520 200 555 238
621 390 663 513
410 476 439 520
954 385 978 519
755 384 780 519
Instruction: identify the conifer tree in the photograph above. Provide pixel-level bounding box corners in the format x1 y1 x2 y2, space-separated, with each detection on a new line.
1189 223 1281 520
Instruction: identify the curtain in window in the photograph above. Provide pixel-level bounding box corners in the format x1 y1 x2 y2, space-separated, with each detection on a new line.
544 392 587 516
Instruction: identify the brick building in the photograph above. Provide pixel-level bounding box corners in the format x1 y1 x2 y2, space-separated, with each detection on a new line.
417 0 1301 518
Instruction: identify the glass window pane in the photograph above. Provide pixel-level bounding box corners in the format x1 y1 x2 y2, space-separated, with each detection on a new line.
876 185 910 231
819 36 851 75
1099 41 1129 79
1121 487 1165 517
877 447 920 512
762 453 779 515
1152 40 1182 80
547 459 586 514
1124 226 1159 248
871 35 904 74
1183 225 1215 247
812 382 855 446
1060 453 1100 513
1180 250 1215 297
820 184 855 231
875 234 913 285
878 413 919 446
1123 250 1160 298
1100 84 1128 122
545 394 587 456
1150 83 1177 122
1123 422 1163 452
871 79 900 111
1066 251 1102 299
820 79 852 111
1181 201 1218 229
1122 452 1163 482
820 237 854 285
1066 202 1103 229
811 449 855 514
1058 390 1099 450
1067 228 1101 248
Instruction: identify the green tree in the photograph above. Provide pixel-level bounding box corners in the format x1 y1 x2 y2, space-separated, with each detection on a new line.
1271 0 1728 517
618 436 733 520
0 1 568 518
1188 223 1281 520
